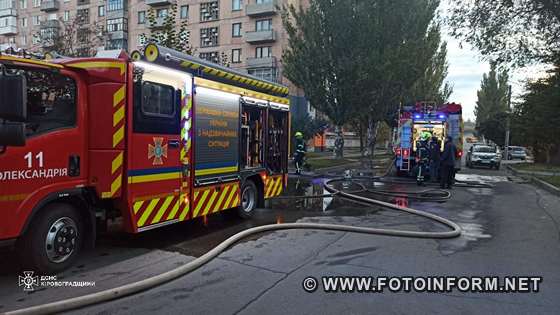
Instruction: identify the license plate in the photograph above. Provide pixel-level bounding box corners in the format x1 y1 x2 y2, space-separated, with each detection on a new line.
481 160 490 163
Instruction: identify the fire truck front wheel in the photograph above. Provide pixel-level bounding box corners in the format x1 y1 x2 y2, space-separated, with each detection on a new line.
238 180 258 219
18 202 83 274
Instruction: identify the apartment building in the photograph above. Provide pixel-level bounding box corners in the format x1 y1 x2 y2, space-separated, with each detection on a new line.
0 0 309 108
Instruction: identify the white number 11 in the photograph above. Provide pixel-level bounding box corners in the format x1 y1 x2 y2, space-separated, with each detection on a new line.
24 152 44 168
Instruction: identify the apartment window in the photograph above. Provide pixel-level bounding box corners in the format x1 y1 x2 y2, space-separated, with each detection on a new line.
180 5 188 19
255 18 271 31
63 10 69 21
47 13 57 20
107 0 123 12
137 11 145 24
200 27 218 47
32 0 39 8
199 51 219 64
20 17 27 28
21 35 26 45
231 49 241 63
107 17 127 32
255 46 271 58
19 0 26 9
232 0 242 11
248 67 276 82
32 15 40 26
156 8 168 18
256 0 272 3
200 1 218 22
77 8 89 24
9 37 15 44
232 22 241 37
98 5 105 17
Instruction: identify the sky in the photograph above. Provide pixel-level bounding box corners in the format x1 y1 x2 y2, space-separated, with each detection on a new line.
439 3 548 122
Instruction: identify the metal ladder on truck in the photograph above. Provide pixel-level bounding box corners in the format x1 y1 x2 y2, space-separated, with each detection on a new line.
400 126 412 172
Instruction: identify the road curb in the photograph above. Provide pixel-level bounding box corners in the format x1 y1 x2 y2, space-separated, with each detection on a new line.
507 165 560 197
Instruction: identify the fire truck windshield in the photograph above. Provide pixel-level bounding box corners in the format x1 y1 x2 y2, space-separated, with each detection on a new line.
5 66 77 138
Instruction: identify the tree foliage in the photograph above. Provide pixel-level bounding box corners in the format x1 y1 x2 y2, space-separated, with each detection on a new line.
475 63 510 146
447 0 560 66
35 15 106 57
140 4 192 54
512 65 560 163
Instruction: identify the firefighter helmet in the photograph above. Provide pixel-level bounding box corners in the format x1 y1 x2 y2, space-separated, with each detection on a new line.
295 132 303 138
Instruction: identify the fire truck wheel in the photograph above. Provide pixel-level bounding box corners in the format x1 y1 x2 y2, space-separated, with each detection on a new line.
238 180 258 219
18 203 83 274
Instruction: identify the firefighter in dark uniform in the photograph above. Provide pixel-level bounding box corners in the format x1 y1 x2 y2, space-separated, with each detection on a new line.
440 136 457 189
416 132 431 185
294 132 306 175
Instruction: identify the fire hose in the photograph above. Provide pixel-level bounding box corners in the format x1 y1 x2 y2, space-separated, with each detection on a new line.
5 175 471 315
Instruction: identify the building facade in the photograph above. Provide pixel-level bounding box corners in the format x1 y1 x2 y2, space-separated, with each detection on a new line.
0 0 310 109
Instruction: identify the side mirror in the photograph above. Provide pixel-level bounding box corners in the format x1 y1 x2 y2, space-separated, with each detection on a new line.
0 122 26 146
0 71 27 121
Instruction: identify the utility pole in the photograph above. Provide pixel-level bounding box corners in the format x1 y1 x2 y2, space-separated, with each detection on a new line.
504 85 512 161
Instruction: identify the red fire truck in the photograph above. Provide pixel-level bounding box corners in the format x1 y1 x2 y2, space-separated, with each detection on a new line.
0 44 290 273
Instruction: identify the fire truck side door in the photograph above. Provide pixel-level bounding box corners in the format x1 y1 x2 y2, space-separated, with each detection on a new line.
127 72 185 232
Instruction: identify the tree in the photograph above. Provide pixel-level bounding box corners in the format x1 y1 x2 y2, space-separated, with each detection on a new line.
281 0 363 158
140 4 192 54
34 15 106 57
447 0 560 67
474 63 510 145
512 65 560 164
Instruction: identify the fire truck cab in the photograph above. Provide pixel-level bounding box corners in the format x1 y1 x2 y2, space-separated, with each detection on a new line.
0 44 290 273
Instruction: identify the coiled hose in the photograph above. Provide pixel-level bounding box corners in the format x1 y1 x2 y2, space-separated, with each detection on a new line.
4 177 464 315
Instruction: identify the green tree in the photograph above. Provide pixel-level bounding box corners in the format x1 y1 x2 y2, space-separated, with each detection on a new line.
474 63 510 145
512 65 560 163
447 0 560 66
140 4 192 54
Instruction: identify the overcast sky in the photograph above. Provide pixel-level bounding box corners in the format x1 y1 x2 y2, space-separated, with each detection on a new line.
439 3 547 122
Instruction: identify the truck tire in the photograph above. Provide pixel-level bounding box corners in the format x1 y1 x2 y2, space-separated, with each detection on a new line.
237 180 258 219
18 203 83 274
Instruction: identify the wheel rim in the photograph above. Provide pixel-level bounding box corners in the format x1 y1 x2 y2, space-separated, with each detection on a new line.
241 186 256 213
45 217 78 264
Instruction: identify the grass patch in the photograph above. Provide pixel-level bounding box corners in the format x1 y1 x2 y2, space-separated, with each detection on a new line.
537 176 560 188
308 158 356 169
514 163 560 173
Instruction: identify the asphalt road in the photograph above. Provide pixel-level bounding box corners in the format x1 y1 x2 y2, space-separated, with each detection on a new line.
1 150 559 314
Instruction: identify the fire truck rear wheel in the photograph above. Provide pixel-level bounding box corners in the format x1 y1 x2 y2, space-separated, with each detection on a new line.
238 180 258 219
19 203 83 274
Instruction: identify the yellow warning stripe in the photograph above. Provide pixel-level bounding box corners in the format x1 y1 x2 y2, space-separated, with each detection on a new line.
223 186 237 211
133 200 144 214
113 105 125 127
179 201 190 221
202 190 218 216
113 85 125 106
213 185 231 213
195 166 238 176
70 61 126 75
111 152 123 174
166 198 181 221
113 125 124 148
128 172 181 184
138 198 159 227
151 195 174 224
193 189 210 217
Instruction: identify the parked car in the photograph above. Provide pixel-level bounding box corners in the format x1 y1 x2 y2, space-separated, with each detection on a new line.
466 145 501 169
504 146 527 160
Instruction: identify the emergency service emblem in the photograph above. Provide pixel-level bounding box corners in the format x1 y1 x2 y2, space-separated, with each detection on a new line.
18 271 39 292
148 137 168 165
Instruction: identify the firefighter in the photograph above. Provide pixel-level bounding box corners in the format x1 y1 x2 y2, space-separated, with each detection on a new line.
429 136 441 182
294 132 306 175
416 132 431 185
440 136 457 189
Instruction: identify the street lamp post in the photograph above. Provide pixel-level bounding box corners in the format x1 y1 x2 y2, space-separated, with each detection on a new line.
504 85 512 161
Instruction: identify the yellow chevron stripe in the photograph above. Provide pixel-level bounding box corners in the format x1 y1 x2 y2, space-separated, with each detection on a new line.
110 174 122 196
232 195 240 207
193 189 210 217
71 61 126 75
224 185 237 209
213 185 230 213
266 179 275 197
113 85 125 106
111 152 123 174
138 198 159 227
272 178 282 197
203 190 218 216
133 201 144 214
113 105 125 127
113 125 124 148
166 198 181 220
179 201 190 221
151 196 174 224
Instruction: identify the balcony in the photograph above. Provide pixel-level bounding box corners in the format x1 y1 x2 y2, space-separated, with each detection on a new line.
40 19 60 28
0 8 17 17
246 56 277 68
245 29 276 44
0 25 17 35
40 0 59 12
108 30 128 40
77 0 89 5
146 0 172 6
246 0 278 17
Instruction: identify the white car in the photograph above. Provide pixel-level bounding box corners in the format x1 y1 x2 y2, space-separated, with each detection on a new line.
466 145 501 170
